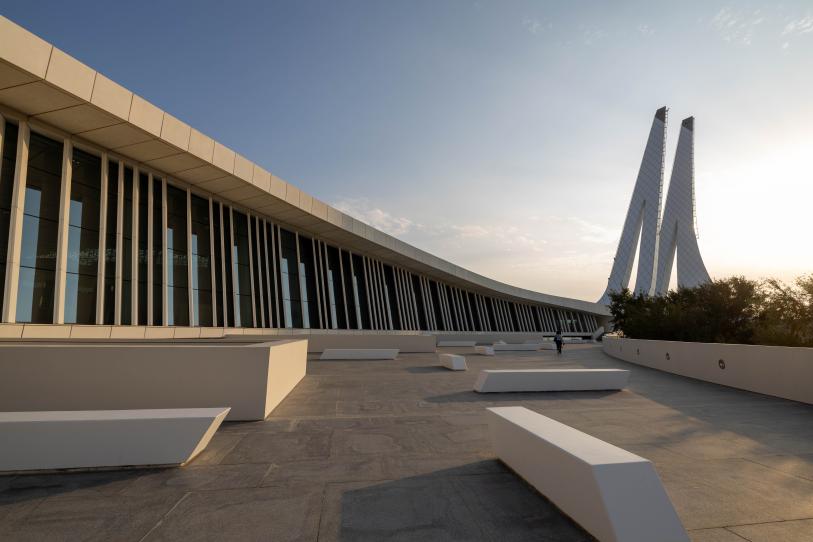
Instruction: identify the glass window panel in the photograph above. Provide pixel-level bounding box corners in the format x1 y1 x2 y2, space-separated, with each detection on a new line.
169 285 189 326
152 179 163 325
212 204 223 326
137 173 148 325
223 209 234 326
350 254 369 329
231 211 252 327
64 272 97 324
65 225 99 277
279 228 301 328
190 194 211 327
17 132 63 323
340 250 358 329
0 121 16 312
16 266 55 324
297 235 319 329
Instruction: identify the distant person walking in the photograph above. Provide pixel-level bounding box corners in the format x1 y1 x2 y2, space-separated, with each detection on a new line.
554 330 563 354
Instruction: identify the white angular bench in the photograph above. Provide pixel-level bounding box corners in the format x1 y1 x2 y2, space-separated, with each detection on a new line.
437 340 476 347
439 353 467 371
475 345 495 356
486 407 689 542
492 343 540 352
320 348 399 360
539 342 557 350
0 408 230 472
474 369 629 393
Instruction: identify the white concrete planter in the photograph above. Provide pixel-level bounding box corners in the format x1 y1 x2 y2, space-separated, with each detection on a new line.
0 340 307 420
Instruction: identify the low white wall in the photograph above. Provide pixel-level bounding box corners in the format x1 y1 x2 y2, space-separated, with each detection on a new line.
436 332 589 343
603 336 813 405
291 333 434 353
0 325 437 353
0 340 307 420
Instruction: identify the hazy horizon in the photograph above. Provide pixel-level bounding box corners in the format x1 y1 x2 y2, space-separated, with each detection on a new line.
4 1 812 302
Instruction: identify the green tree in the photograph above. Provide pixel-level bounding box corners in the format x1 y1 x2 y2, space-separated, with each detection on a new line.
607 275 813 346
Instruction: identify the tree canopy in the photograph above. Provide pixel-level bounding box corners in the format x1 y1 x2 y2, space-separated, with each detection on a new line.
608 275 813 347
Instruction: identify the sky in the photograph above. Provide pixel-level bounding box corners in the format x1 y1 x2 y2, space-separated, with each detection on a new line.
4 1 812 301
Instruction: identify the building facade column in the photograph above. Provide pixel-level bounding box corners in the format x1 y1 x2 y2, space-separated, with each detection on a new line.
207 197 217 327
52 139 72 324
1 120 30 323
95 153 108 324
114 162 124 325
131 168 139 325
186 187 194 326
246 213 257 327
161 177 168 326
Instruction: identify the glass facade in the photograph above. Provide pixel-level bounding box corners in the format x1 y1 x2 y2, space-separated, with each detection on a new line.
64 148 101 324
102 160 118 325
0 119 600 334
212 203 224 326
190 194 212 327
152 178 163 325
231 211 252 327
324 245 346 329
279 228 301 328
350 254 369 329
264 222 278 327
120 167 133 325
340 250 359 329
298 234 319 329
249 217 263 327
17 132 62 323
382 265 400 330
165 184 189 326
222 208 234 326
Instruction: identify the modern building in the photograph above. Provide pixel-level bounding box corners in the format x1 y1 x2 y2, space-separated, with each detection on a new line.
0 16 607 338
600 107 710 304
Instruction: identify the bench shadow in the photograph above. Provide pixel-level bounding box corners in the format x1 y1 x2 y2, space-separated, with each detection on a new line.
0 468 152 507
333 461 596 541
404 366 449 374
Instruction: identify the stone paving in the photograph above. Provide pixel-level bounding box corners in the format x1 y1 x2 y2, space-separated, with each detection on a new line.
0 343 812 541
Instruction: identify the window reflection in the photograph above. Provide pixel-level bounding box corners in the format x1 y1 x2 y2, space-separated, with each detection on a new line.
166 184 188 326
231 211 252 327
17 132 62 323
190 194 212 326
64 148 100 324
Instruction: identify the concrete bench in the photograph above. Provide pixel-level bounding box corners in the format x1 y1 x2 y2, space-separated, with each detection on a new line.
0 408 230 472
0 341 306 421
439 353 467 371
486 406 688 542
475 345 495 356
437 340 476 347
492 343 540 352
320 348 399 360
539 342 557 350
474 369 629 393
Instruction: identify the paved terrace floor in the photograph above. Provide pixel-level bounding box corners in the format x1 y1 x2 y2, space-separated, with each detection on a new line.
1 344 812 541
